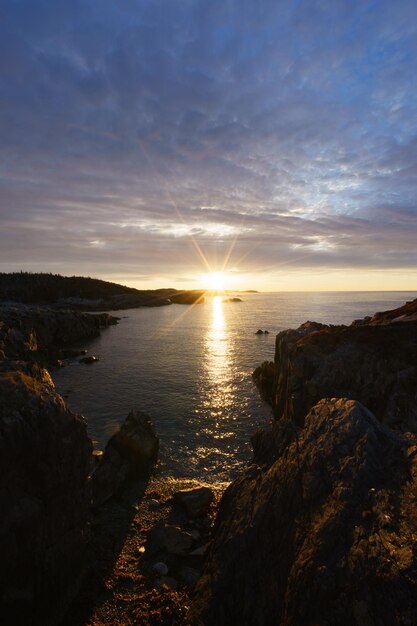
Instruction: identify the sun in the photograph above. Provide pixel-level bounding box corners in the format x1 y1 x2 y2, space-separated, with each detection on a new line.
204 271 229 292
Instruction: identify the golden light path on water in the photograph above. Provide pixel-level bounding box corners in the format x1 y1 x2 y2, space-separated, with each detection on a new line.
201 296 235 438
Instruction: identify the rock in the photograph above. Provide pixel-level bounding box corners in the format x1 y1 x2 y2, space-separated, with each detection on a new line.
152 562 169 576
61 348 87 359
255 329 264 335
190 545 207 556
79 355 99 364
223 297 242 303
92 411 159 506
156 576 179 591
189 398 417 626
0 368 92 626
147 524 194 556
270 315 417 431
0 303 118 363
179 566 200 587
173 486 214 518
252 360 275 403
264 330 269 334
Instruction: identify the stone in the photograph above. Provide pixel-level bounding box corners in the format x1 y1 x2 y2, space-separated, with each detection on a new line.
173 486 214 518
179 566 200 587
255 329 264 334
91 411 159 506
79 355 99 364
147 524 194 556
188 398 417 626
152 562 169 576
156 576 179 591
252 360 275 403
190 545 207 556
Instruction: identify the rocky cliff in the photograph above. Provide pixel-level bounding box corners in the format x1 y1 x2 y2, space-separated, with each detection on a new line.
189 398 417 626
191 298 417 626
0 303 118 363
254 299 417 432
0 367 92 625
0 305 118 625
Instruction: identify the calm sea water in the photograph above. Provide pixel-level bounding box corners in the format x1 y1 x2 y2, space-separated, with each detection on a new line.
53 291 416 483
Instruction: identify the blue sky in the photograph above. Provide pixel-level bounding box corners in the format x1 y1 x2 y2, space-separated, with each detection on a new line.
1 0 417 290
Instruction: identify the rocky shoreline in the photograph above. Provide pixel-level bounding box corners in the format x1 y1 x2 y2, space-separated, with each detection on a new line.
0 303 219 625
1 297 417 625
191 298 417 625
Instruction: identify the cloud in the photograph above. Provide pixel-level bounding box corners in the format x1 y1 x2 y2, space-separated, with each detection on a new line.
0 0 417 286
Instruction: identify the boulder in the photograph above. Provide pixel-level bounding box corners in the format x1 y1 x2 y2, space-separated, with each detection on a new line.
147 524 194 556
255 329 264 335
173 486 214 518
92 410 159 506
189 398 417 626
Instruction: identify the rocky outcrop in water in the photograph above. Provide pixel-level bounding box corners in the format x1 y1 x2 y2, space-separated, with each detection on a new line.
0 366 92 626
189 398 417 626
269 301 417 432
190 299 417 625
0 303 118 364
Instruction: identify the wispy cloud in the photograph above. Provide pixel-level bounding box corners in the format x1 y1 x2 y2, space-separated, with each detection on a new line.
1 0 417 286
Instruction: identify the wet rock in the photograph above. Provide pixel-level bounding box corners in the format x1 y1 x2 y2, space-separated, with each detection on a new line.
79 355 99 364
173 486 214 518
147 524 194 556
252 360 275 404
91 411 159 506
189 398 417 626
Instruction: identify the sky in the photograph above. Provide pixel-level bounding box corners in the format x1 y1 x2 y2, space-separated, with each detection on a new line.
1 0 417 291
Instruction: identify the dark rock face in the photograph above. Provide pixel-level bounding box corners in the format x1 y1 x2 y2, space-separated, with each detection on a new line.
272 317 417 431
0 304 118 363
252 360 275 404
189 398 417 626
79 355 99 364
92 410 159 506
0 368 92 626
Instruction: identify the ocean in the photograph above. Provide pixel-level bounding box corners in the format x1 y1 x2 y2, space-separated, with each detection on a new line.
53 291 416 483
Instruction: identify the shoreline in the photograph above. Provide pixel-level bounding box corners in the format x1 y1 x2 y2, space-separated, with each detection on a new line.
1 296 417 624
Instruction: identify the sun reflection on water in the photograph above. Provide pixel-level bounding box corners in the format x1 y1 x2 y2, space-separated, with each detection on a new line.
203 296 234 426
